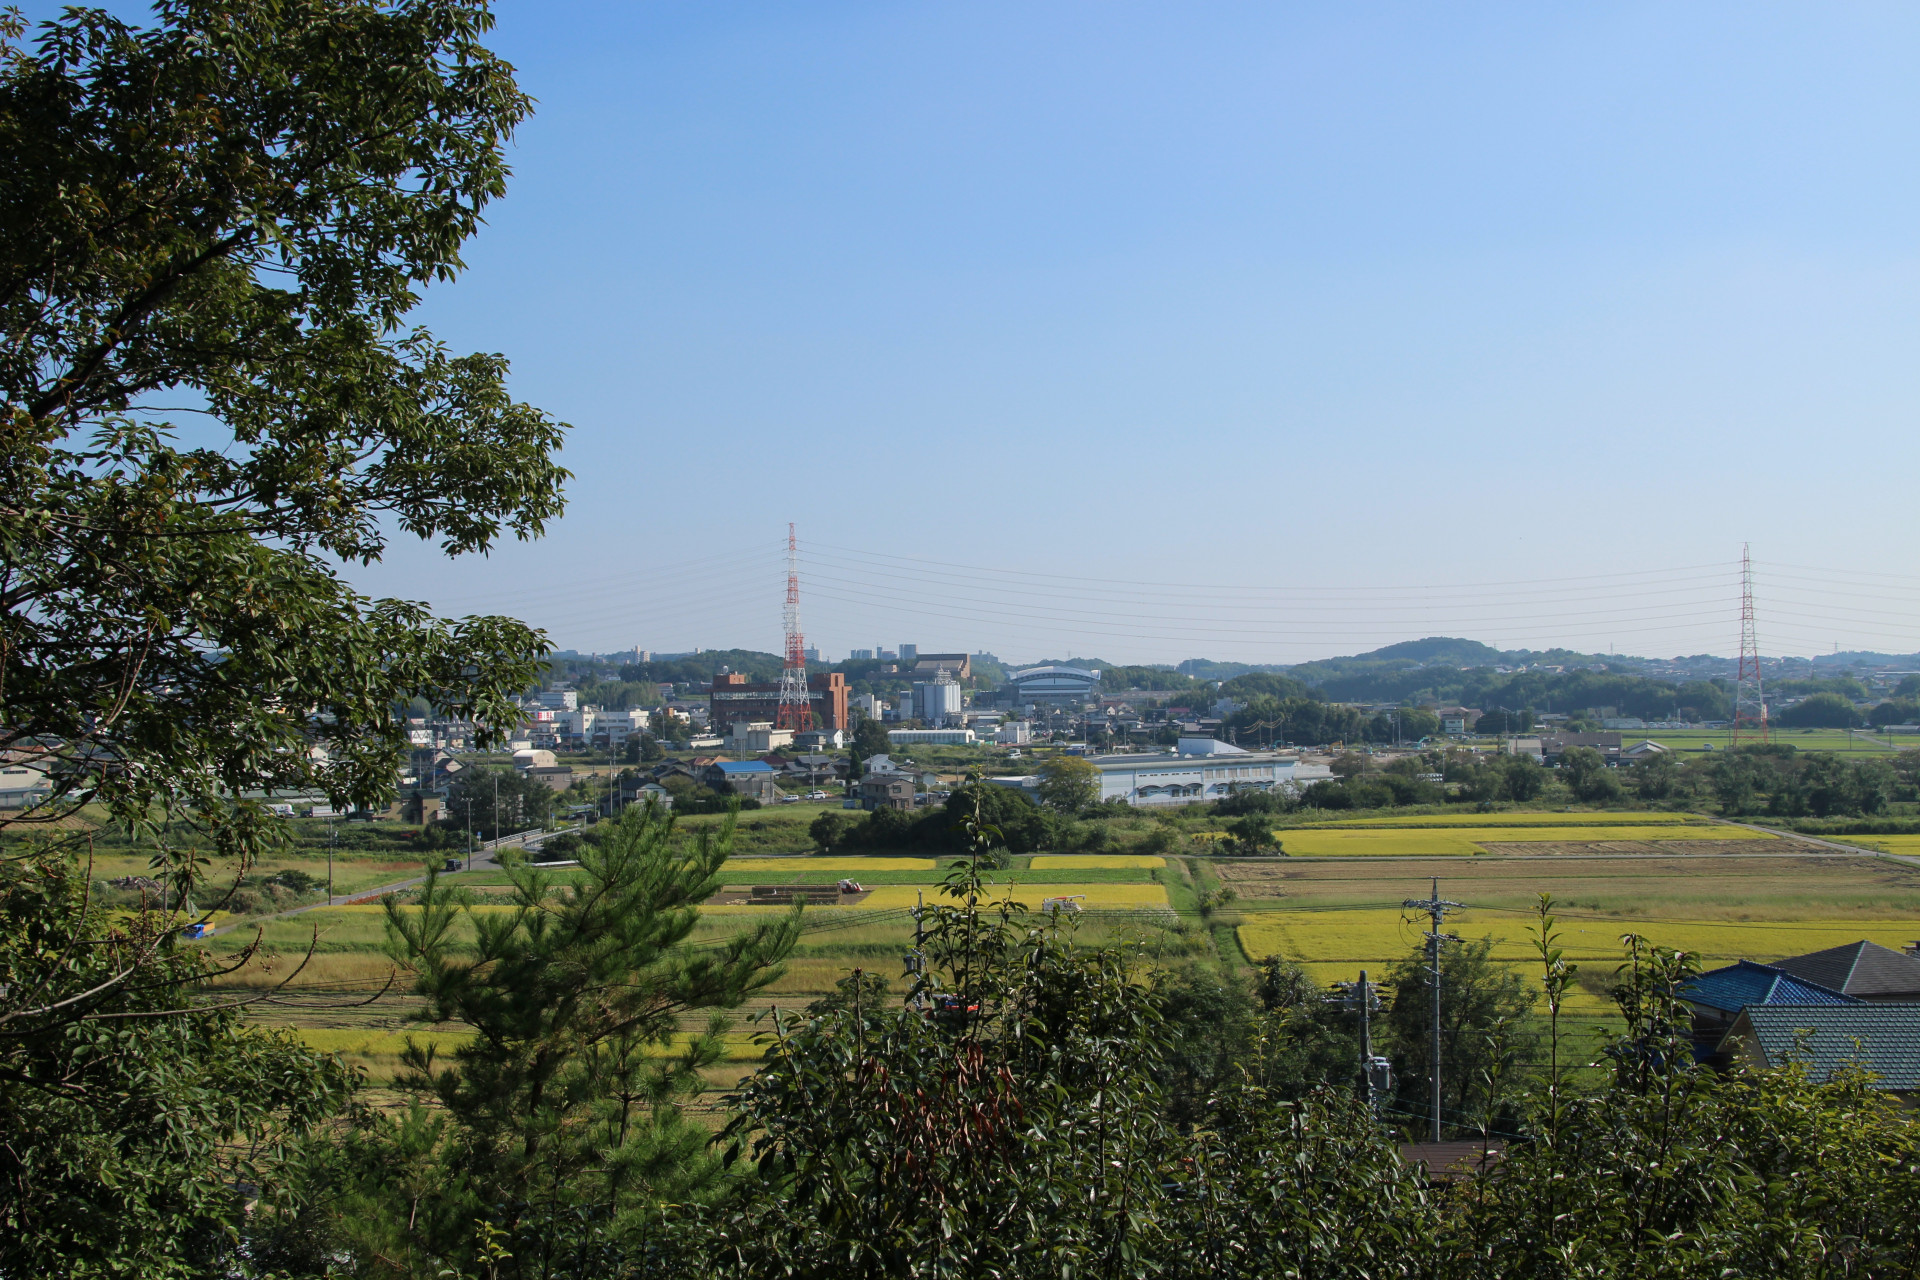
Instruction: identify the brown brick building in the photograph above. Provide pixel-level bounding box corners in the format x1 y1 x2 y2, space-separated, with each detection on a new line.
709 671 849 733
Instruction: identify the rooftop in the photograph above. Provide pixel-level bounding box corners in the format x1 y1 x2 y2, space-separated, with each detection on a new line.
1769 941 1920 1000
1680 960 1857 1014
1730 1004 1920 1089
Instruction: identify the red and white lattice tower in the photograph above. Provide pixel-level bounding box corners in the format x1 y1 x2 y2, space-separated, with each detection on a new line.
775 524 813 733
1732 543 1768 746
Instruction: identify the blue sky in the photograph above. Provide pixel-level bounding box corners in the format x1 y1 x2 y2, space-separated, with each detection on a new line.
45 2 1920 663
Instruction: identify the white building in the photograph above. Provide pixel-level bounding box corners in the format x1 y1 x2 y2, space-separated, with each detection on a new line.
1088 738 1310 807
537 689 579 712
995 722 1033 745
851 692 886 720
0 756 53 810
914 674 963 726
593 707 651 743
1006 665 1101 706
888 728 976 746
730 720 794 753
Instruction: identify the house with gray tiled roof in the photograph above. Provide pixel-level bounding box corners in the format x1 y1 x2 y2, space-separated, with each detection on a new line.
1767 941 1920 1002
1718 1004 1920 1093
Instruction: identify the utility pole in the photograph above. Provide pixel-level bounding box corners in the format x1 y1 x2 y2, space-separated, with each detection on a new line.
905 890 928 1011
327 817 336 902
1403 877 1464 1143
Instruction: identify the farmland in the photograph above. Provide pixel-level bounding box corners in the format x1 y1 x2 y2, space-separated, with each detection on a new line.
191 804 1920 1094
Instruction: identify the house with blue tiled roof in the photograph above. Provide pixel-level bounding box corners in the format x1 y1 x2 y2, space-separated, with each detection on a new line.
1680 960 1858 1064
700 758 780 804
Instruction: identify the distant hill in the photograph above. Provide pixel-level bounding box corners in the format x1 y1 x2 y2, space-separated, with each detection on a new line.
1175 658 1297 681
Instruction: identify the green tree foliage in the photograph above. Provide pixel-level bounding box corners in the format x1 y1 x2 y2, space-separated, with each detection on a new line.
1557 746 1624 804
1869 699 1920 727
1709 747 1892 817
0 2 567 1269
0 852 352 1278
643 846 1436 1280
0 0 561 852
851 717 892 760
1630 749 1684 800
1227 812 1280 855
1777 692 1866 729
374 803 799 1274
444 767 555 841
1382 935 1537 1139
1473 706 1536 735
808 810 860 853
1036 755 1100 814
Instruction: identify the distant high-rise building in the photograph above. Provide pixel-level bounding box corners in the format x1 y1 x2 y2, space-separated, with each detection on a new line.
850 649 874 661
803 647 821 663
900 644 918 663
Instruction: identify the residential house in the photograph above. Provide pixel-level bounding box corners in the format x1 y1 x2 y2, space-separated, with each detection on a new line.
1537 733 1623 764
526 765 576 793
1718 1004 1920 1095
1679 960 1858 1062
859 774 917 811
793 728 848 751
701 759 780 804
1768 941 1920 1002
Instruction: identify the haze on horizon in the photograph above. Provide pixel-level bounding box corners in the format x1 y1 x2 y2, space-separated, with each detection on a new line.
58 1 1916 664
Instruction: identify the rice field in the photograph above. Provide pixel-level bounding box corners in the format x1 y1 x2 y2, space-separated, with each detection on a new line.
1270 824 1775 857
1313 811 1720 828
209 805 1920 1087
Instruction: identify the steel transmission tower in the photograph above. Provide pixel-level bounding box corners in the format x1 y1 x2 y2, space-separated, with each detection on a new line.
775 524 813 733
1732 544 1768 746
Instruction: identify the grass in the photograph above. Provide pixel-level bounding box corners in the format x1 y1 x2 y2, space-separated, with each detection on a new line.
724 856 935 871
1030 854 1167 869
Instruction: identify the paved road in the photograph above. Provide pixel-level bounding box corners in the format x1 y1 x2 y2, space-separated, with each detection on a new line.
1725 819 1920 869
206 825 575 938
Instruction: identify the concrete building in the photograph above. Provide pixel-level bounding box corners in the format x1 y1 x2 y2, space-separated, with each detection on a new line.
910 653 972 681
851 649 874 661
710 671 850 731
851 692 886 720
899 644 918 663
511 748 558 770
1007 665 1102 706
914 673 963 726
888 728 977 746
536 689 579 712
729 721 795 754
1086 739 1310 807
0 755 52 810
995 722 1033 746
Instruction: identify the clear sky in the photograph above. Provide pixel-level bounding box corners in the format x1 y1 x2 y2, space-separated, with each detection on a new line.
51 2 1920 664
